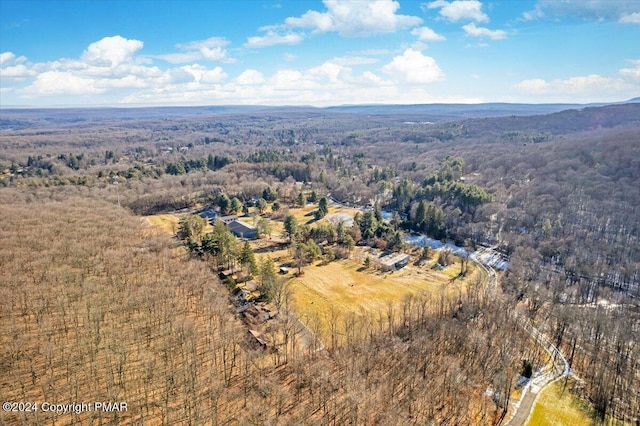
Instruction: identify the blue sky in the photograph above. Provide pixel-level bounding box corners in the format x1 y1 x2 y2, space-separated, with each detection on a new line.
1 0 638 107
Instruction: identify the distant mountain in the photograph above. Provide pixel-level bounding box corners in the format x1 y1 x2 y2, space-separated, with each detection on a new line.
1 100 637 130
436 103 640 139
324 102 591 119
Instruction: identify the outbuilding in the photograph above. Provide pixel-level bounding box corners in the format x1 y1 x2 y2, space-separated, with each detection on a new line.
379 253 410 271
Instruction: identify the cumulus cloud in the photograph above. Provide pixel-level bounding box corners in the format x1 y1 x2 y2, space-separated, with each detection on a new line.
382 48 444 84
81 36 144 67
1 52 25 66
411 26 446 41
283 0 423 36
514 61 640 101
235 69 265 85
619 59 640 79
0 52 34 80
427 0 489 23
462 23 506 40
523 0 640 23
3 34 468 106
517 75 625 94
156 37 235 63
619 12 640 24
181 64 228 84
25 71 105 95
12 35 232 99
245 31 305 48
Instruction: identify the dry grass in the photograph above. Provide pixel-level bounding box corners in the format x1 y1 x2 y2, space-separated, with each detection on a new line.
146 213 180 234
286 255 481 339
527 380 594 426
269 204 360 236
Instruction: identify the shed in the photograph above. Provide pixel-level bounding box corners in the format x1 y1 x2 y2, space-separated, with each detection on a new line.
380 253 410 271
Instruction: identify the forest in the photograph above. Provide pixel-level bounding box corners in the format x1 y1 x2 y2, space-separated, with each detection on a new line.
1 102 638 425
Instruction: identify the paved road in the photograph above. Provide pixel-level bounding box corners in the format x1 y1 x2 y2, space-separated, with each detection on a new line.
469 252 570 426
503 319 569 426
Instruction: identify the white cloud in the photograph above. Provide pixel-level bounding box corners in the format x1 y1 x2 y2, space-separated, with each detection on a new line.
282 53 296 62
4 35 467 106
411 26 446 41
1 53 34 81
180 64 227 84
427 0 489 23
271 69 305 88
514 78 548 94
519 75 624 94
462 23 506 40
25 71 105 95
619 59 640 79
522 8 544 21
0 63 36 79
382 48 444 84
10 35 233 100
156 37 235 63
619 12 640 24
283 0 423 36
524 0 640 23
81 36 143 67
330 56 379 66
175 37 229 51
514 62 640 101
1 52 26 66
245 31 305 48
235 69 265 85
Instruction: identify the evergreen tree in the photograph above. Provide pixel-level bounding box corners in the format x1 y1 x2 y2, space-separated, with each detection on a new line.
297 191 307 207
283 215 299 242
238 241 258 276
316 197 329 219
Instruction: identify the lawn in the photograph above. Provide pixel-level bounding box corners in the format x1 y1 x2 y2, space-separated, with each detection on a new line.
285 255 481 340
527 380 594 426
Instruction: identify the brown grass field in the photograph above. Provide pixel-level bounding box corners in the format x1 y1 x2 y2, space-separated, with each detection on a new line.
527 380 594 426
282 251 482 340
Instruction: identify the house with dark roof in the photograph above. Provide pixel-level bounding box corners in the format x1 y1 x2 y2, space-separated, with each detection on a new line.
228 219 257 239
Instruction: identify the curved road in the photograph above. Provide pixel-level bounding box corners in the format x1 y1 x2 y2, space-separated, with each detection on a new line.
469 253 571 426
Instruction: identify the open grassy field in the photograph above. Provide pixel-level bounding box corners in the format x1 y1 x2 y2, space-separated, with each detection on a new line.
527 380 594 426
286 254 482 339
269 203 360 236
146 212 216 236
146 213 180 234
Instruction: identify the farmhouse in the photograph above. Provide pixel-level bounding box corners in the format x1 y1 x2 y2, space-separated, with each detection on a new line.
228 219 257 239
379 253 410 271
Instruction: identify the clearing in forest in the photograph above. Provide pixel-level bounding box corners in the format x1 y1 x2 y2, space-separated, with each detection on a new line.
526 380 594 426
146 213 180 234
286 255 482 339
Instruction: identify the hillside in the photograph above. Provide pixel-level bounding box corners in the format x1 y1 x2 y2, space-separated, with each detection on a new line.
1 102 638 424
